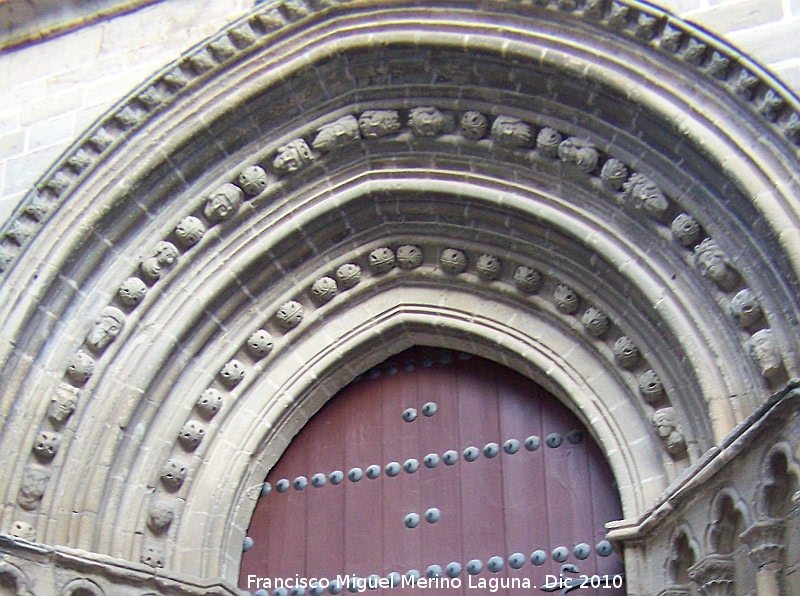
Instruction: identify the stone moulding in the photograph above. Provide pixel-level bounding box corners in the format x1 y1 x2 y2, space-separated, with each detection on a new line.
0 0 799 278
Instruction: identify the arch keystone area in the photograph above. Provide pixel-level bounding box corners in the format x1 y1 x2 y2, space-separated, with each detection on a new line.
0 1 799 593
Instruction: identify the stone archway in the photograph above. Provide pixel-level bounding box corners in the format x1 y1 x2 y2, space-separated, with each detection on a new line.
0 1 799 594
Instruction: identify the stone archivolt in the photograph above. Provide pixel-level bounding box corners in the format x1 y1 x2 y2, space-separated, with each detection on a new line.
0 1 798 594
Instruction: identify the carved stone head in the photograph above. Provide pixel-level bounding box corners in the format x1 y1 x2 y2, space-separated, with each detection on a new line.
694 238 739 290
639 370 666 403
118 276 148 306
513 266 543 294
178 421 205 451
273 139 313 174
600 158 629 190
558 137 599 173
32 431 61 460
368 247 395 274
141 544 164 568
48 383 79 423
536 127 563 157
408 106 446 137
67 351 95 384
204 183 243 222
396 245 423 270
440 248 467 274
582 307 609 337
358 110 401 138
160 459 187 491
476 254 502 281
140 241 179 281
311 276 338 304
460 111 488 140
18 465 50 510
196 388 223 419
174 215 206 247
336 263 362 289
86 306 125 352
613 336 640 369
219 359 245 387
747 329 783 378
731 289 763 328
554 284 579 314
238 165 268 195
671 213 702 247
624 173 669 217
246 330 274 359
9 520 36 541
147 501 175 532
491 115 532 148
652 407 677 438
312 115 360 152
276 300 304 330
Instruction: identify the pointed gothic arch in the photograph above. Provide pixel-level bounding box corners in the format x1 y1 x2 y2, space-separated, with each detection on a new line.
0 1 799 593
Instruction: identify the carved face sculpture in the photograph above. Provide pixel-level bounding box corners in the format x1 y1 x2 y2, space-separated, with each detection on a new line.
358 110 401 138
368 247 396 274
141 241 179 280
161 459 187 491
476 254 502 281
671 213 702 247
440 248 467 274
32 431 61 459
10 520 36 541
273 139 313 174
178 421 205 451
118 276 148 306
175 215 206 246
219 360 245 387
460 111 488 140
310 277 338 303
557 137 599 173
731 288 763 328
18 465 50 510
536 127 563 157
67 351 95 384
196 388 223 419
554 284 579 314
613 336 640 369
336 263 362 289
408 107 446 137
396 245 423 270
624 173 668 216
748 329 782 377
276 301 304 330
491 115 532 147
638 370 665 403
600 158 629 190
141 545 164 568
86 306 125 352
514 266 543 294
246 330 275 358
694 238 738 290
148 501 174 532
238 165 268 195
652 407 677 438
48 384 79 423
204 183 243 222
312 115 360 152
581 306 609 337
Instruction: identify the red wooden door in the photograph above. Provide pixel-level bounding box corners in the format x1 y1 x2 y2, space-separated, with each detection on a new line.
240 348 625 595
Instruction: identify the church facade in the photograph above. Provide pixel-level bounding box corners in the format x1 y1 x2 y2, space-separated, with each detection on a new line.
1 1 799 594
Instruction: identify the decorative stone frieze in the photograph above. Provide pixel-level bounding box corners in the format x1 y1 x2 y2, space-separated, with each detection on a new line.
312 115 360 152
174 216 206 247
118 277 148 306
204 183 243 223
85 306 125 352
368 247 395 274
140 241 179 282
275 300 304 330
440 249 467 274
491 115 532 148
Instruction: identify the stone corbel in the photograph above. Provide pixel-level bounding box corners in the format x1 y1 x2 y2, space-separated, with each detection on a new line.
688 553 735 596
